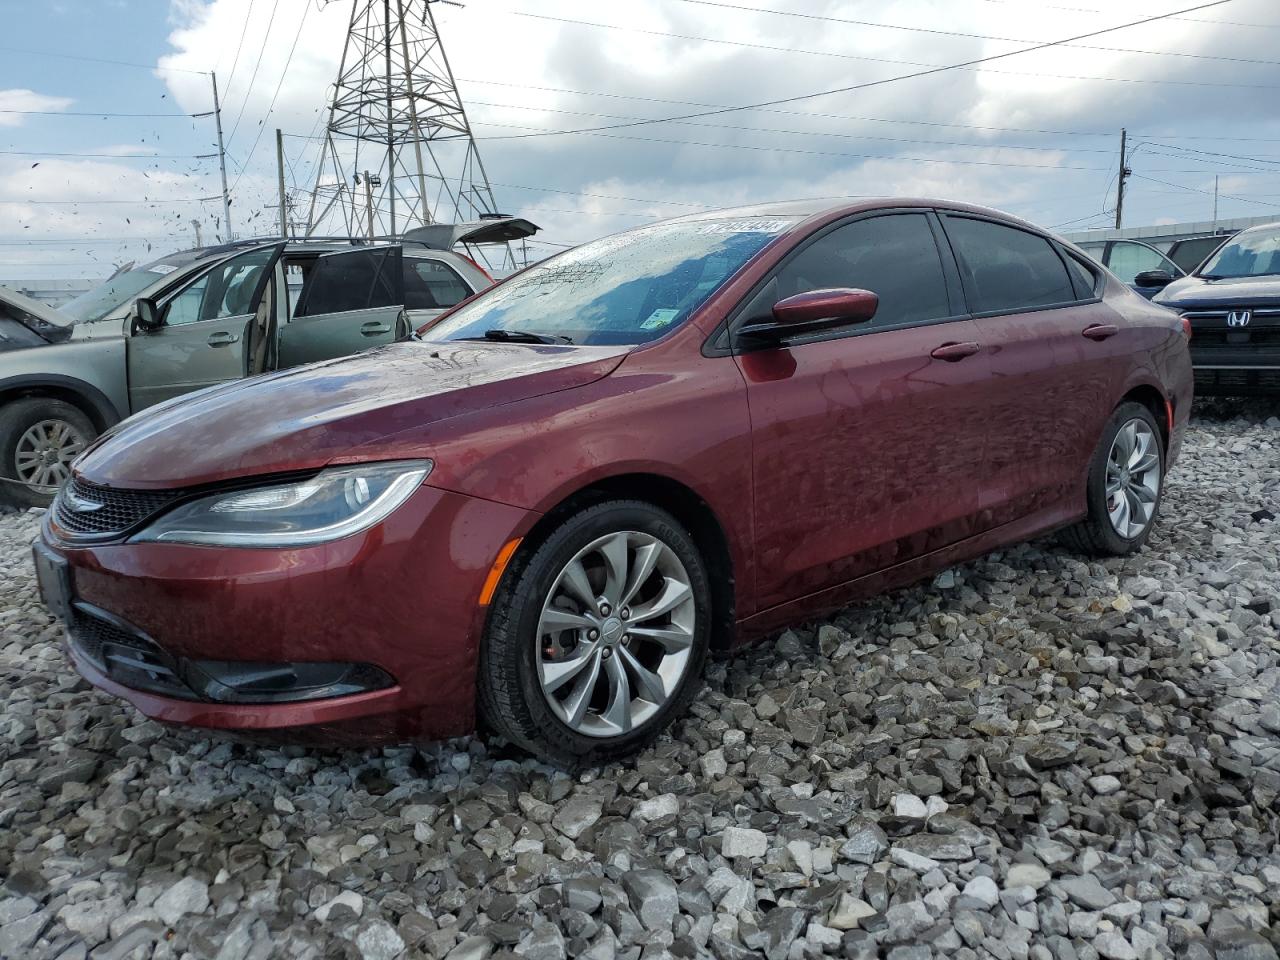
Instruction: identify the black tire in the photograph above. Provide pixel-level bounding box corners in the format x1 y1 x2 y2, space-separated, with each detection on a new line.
477 500 712 767
1060 401 1165 557
0 397 97 508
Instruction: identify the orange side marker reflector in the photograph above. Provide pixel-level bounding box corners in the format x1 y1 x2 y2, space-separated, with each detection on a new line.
479 538 522 606
1166 397 1175 434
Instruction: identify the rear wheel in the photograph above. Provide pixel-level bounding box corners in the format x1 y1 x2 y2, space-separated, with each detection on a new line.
0 398 96 508
1060 401 1164 556
478 500 711 767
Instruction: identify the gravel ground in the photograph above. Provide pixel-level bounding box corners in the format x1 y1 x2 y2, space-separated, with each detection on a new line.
2 401 1279 960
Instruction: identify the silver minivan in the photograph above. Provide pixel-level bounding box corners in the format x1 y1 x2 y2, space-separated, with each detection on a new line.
0 219 536 505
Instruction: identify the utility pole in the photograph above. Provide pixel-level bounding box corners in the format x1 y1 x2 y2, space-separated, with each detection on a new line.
1114 128 1130 230
190 219 203 247
276 128 288 238
384 0 396 237
362 171 379 238
1213 175 1219 229
210 72 234 240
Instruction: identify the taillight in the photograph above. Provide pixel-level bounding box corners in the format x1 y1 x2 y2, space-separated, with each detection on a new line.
1181 316 1192 339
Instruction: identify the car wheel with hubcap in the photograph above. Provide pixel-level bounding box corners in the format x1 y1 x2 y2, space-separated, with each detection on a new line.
0 397 96 508
1061 401 1165 556
479 500 711 766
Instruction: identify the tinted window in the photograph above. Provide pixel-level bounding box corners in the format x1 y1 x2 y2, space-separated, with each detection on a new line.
774 213 950 330
295 248 399 317
1169 236 1226 273
1106 240 1178 285
404 257 471 310
944 216 1075 313
164 247 275 326
1064 253 1098 298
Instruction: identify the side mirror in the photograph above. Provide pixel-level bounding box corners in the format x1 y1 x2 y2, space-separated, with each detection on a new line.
772 288 879 327
1133 269 1175 289
132 297 162 331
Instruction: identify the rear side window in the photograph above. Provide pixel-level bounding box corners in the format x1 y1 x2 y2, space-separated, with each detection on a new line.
943 216 1075 314
295 248 399 318
403 258 471 310
774 213 951 331
1064 253 1098 299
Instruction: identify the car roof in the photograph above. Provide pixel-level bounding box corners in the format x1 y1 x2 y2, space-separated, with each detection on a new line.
661 197 1053 234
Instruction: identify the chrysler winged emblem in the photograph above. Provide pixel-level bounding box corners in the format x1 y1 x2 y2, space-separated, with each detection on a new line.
1227 310 1252 327
62 488 105 513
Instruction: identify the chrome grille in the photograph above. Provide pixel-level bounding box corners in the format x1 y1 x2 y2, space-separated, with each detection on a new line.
52 477 181 540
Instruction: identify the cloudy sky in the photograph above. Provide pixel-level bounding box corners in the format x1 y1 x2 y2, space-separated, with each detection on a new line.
3 0 1280 285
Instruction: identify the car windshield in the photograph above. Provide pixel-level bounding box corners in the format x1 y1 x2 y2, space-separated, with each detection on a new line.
426 215 800 346
1198 225 1280 279
60 250 206 324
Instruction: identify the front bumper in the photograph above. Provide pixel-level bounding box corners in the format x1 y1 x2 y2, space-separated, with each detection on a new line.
40 483 534 742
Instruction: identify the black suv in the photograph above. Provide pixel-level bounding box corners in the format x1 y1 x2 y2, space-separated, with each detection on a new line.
1153 222 1280 396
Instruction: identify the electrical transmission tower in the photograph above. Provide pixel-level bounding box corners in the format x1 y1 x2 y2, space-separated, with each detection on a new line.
306 0 511 265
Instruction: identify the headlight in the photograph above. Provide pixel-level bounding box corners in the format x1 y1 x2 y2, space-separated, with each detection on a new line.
131 460 431 547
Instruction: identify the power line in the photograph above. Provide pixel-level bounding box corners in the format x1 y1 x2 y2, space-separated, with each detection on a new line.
0 46 208 74
221 0 258 92
226 0 281 146
661 0 1280 68
503 12 1280 92
464 98 1121 156
473 1 1240 144
230 1 311 193
0 149 212 160
0 197 221 204
975 0 1280 31
0 109 205 118
1130 173 1280 209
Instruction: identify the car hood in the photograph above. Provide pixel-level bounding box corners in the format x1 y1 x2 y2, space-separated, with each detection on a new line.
1154 274 1280 309
0 285 76 346
74 339 629 489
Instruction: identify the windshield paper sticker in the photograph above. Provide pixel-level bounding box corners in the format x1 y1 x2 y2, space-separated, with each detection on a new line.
149 264 179 276
640 308 681 330
697 218 792 235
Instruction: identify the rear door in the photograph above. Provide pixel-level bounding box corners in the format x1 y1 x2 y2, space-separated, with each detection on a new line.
126 243 284 410
402 253 479 326
737 211 990 610
277 246 404 368
940 213 1123 530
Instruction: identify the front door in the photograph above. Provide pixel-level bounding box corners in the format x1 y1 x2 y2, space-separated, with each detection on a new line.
126 243 284 410
737 211 991 611
277 247 404 368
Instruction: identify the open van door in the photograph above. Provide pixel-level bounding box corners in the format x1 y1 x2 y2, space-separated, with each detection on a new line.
277 246 405 368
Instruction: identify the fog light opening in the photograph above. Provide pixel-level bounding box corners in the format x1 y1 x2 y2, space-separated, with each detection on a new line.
182 659 394 704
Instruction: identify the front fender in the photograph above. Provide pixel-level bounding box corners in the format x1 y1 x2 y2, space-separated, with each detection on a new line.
0 338 129 428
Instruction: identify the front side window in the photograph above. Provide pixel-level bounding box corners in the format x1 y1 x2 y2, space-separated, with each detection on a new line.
944 216 1075 314
1105 240 1179 285
427 216 799 346
774 213 951 330
1199 225 1280 279
404 258 471 310
164 247 276 326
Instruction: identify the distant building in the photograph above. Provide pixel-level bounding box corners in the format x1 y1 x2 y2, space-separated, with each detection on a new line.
1062 213 1278 254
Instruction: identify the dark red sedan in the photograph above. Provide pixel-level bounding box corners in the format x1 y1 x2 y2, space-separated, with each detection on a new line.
34 200 1192 765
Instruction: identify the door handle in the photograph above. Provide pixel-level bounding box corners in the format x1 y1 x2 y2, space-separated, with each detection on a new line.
930 341 981 362
206 331 239 346
361 322 392 336
1082 323 1119 341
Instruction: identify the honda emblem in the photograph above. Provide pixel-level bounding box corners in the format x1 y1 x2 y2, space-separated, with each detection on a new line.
1226 310 1252 327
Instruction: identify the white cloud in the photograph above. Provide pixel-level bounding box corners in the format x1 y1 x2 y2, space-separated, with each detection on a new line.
0 89 75 127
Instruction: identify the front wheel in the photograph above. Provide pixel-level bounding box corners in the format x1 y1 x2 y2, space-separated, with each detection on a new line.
0 398 97 508
1060 401 1165 556
478 500 711 767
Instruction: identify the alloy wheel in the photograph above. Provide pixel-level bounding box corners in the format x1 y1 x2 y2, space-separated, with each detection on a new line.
536 530 696 738
14 418 88 490
1105 418 1161 539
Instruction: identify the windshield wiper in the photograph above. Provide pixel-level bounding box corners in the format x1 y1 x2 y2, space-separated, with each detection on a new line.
465 328 573 345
